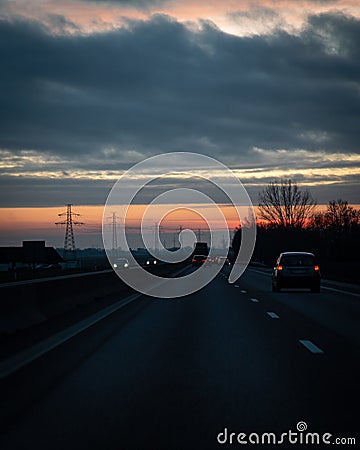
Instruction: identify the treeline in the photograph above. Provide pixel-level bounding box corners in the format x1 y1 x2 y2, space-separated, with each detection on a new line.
232 180 360 282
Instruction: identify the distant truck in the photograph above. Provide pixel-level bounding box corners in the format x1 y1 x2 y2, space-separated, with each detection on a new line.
193 242 209 256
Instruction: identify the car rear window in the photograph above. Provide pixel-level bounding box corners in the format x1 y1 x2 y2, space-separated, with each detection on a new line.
281 255 314 266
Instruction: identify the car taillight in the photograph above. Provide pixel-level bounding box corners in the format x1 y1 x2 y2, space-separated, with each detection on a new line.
202 259 206 262
277 265 283 271
314 265 320 271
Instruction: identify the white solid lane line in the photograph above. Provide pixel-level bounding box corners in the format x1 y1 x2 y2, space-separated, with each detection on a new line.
267 312 280 319
321 286 360 298
248 268 360 298
0 292 142 380
0 269 113 288
299 339 324 354
0 264 190 379
250 298 259 303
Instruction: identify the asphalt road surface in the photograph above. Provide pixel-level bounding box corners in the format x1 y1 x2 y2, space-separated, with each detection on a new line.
0 267 359 449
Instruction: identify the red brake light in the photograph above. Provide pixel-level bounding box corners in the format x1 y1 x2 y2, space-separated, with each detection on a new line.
314 265 320 271
277 265 283 271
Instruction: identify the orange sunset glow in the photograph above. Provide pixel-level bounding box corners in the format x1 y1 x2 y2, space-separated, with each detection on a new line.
0 203 245 243
0 202 335 248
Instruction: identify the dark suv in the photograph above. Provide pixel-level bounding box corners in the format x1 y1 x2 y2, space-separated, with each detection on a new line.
272 252 321 292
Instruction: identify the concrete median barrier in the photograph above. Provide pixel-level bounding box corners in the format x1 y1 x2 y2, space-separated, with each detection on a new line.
0 262 187 334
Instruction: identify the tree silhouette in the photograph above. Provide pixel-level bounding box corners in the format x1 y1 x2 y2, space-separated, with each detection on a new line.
258 179 316 229
324 199 360 234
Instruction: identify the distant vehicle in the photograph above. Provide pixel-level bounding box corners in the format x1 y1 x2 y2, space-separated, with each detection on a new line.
145 258 157 266
192 254 207 267
216 256 231 266
193 242 209 256
113 258 129 269
272 252 321 293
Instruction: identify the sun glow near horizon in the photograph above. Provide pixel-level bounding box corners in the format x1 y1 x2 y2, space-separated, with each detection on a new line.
1 201 354 248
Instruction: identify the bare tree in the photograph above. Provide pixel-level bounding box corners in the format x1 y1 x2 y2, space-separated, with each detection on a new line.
325 199 359 226
310 199 360 233
324 199 360 234
258 179 316 229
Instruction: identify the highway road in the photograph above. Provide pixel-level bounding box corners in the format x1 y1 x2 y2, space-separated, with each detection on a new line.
0 266 359 449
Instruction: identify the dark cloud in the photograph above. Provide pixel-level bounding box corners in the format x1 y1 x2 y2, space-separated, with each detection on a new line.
0 11 359 205
0 176 112 207
1 12 359 157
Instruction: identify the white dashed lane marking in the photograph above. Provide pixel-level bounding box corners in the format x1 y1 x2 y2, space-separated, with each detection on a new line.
267 311 280 319
234 286 247 293
299 339 324 354
250 298 259 303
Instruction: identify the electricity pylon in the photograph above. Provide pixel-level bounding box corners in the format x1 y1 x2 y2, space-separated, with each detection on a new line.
55 204 84 259
112 212 118 254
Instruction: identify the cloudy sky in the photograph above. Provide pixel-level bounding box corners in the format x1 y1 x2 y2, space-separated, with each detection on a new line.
0 0 359 245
